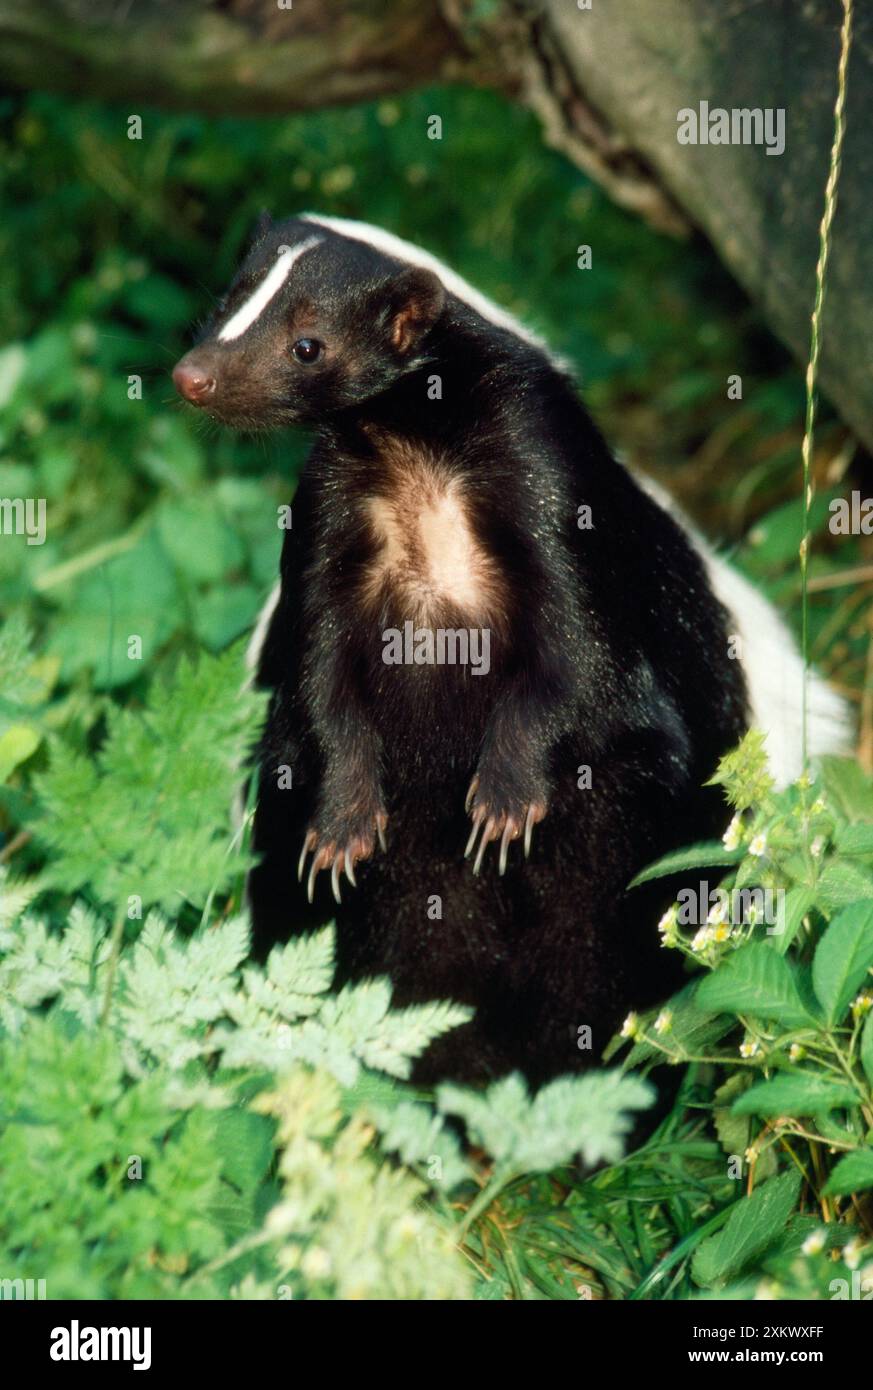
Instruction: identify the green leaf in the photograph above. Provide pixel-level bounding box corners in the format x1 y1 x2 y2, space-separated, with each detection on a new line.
438 1069 654 1173
691 1171 801 1288
695 942 819 1029
0 343 27 408
771 885 816 955
122 272 196 329
812 902 873 1025
156 497 244 583
822 1148 873 1197
213 1110 274 1194
257 927 337 1019
732 1073 859 1117
33 645 266 912
742 493 837 570
862 1012 873 1090
46 528 182 688
628 841 741 888
816 861 873 912
712 1075 778 1179
614 979 732 1066
833 823 873 857
820 757 873 822
139 414 205 490
0 724 40 782
0 613 46 710
194 583 261 652
369 1100 473 1192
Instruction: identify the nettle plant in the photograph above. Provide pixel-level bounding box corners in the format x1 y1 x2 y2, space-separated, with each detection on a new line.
615 731 873 1294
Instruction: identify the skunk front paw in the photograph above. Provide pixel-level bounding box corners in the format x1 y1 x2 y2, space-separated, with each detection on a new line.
464 771 547 875
297 805 388 904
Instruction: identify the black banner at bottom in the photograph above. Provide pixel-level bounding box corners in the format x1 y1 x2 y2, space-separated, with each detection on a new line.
2 1293 868 1374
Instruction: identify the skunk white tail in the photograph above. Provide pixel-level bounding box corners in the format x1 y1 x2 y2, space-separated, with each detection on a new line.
639 475 853 787
703 550 852 785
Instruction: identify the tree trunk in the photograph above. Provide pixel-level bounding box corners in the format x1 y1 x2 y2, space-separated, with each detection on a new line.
1 0 870 445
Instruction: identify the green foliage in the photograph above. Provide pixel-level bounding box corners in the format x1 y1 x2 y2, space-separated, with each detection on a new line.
616 732 873 1296
439 1072 654 1175
691 1172 802 1290
0 613 57 781
31 643 266 912
0 884 475 1298
0 639 659 1301
695 943 818 1029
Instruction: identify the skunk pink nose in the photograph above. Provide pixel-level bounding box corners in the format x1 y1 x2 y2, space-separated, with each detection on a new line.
173 361 216 404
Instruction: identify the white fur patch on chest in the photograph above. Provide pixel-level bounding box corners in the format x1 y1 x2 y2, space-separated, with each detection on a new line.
361 453 503 622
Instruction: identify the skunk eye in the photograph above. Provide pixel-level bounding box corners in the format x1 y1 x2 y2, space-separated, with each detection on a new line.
291 337 323 365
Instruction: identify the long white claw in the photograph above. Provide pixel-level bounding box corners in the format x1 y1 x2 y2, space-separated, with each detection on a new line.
464 778 478 814
345 855 357 888
377 818 387 853
297 839 310 882
499 822 513 876
331 857 342 904
307 860 318 904
524 807 535 858
465 817 481 859
473 820 493 876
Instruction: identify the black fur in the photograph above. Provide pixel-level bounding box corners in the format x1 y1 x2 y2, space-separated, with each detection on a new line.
174 217 748 1086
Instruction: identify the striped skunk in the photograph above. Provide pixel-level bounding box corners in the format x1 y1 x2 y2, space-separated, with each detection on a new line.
173 214 850 1085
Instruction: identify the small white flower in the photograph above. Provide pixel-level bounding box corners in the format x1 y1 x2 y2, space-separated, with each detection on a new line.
396 1213 424 1241
620 1012 639 1040
690 927 711 953
851 991 873 1018
654 1009 673 1035
789 1043 806 1062
810 835 825 859
740 1038 760 1059
301 1246 332 1280
843 1238 863 1270
706 899 729 926
802 1230 826 1257
749 834 768 858
723 814 743 851
658 905 677 934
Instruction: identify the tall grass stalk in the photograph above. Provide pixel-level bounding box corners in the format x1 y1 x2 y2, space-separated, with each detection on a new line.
800 0 854 773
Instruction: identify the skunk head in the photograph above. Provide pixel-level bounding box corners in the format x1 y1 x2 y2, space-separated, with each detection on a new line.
172 214 445 429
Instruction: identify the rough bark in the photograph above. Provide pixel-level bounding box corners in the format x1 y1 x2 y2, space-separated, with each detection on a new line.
1 0 870 445
521 0 873 446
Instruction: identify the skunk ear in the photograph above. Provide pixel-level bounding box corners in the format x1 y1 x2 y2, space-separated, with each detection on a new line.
250 209 274 244
383 267 445 353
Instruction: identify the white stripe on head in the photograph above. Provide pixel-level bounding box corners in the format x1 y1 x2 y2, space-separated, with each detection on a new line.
299 213 567 367
218 235 321 342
